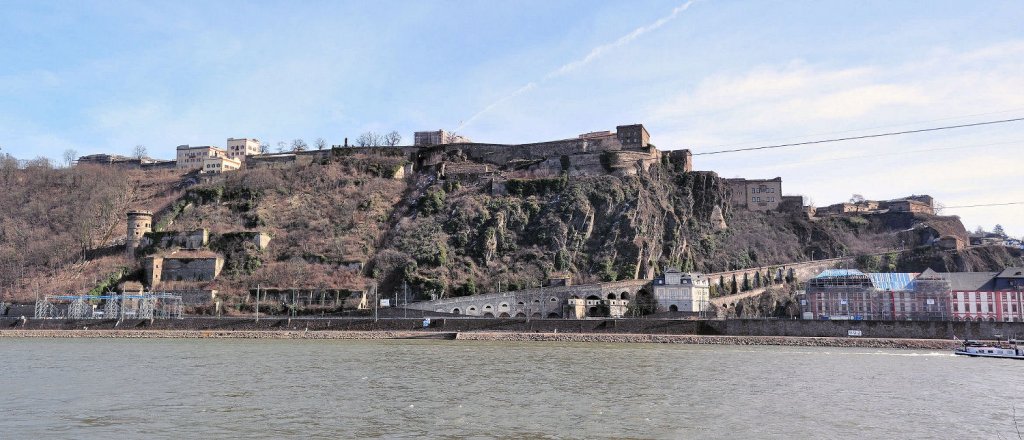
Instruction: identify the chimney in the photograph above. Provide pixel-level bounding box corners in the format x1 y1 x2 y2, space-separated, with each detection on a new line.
344 137 348 147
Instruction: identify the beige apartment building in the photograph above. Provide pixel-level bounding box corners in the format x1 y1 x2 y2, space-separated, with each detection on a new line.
176 145 228 170
226 138 260 163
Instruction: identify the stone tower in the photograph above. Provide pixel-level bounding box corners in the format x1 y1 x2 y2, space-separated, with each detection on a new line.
126 210 154 259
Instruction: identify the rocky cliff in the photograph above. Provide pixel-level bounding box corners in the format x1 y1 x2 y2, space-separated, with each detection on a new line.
1 149 1016 303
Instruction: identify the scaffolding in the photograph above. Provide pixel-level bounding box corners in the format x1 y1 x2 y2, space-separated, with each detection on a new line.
33 293 185 320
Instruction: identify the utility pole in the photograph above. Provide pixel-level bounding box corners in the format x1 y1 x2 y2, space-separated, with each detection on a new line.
255 284 260 323
373 282 378 323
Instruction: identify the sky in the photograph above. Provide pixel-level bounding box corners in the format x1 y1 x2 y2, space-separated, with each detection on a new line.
1 0 1022 236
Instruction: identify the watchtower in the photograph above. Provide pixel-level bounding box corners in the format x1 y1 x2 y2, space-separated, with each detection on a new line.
126 210 154 259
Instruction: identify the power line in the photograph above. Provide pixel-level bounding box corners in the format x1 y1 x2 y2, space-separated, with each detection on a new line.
943 202 1024 209
764 139 1021 169
699 107 1024 150
692 117 1024 156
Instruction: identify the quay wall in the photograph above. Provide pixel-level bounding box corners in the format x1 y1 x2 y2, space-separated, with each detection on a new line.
1 317 1020 340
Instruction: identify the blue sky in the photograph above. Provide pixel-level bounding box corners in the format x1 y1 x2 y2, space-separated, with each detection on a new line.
2 0 1023 236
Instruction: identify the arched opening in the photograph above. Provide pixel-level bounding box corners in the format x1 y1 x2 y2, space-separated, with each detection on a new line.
517 301 525 306
483 312 495 318
589 307 599 315
515 312 526 317
547 313 561 318
483 304 494 311
499 312 511 318
499 303 509 310
607 293 617 300
532 313 542 318
669 304 679 312
550 297 559 302
586 295 601 301
452 308 461 315
468 307 477 314
621 292 630 300
533 299 541 304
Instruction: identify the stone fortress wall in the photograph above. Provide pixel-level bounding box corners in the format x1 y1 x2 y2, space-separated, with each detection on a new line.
406 279 649 318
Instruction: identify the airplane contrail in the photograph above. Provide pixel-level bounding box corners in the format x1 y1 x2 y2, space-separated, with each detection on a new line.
457 1 695 132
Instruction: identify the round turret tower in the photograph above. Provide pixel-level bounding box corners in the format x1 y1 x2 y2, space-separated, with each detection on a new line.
126 210 154 259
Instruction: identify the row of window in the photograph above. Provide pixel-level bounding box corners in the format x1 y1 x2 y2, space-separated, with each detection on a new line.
752 196 776 202
751 187 775 194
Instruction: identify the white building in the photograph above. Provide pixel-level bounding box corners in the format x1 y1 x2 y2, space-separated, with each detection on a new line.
652 268 711 313
226 138 260 163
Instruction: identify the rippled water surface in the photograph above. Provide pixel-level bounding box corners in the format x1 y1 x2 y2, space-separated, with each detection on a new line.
1 338 1021 439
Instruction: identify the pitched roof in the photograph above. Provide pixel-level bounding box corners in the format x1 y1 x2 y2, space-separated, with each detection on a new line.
997 267 1024 279
936 272 997 291
867 273 918 291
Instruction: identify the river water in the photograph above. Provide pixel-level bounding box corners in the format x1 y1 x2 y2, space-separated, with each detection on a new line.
1 338 1021 439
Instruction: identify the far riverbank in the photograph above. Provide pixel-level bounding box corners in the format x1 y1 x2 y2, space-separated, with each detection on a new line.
0 329 957 349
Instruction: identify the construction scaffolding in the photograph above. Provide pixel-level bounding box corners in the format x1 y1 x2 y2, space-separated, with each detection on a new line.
33 293 184 320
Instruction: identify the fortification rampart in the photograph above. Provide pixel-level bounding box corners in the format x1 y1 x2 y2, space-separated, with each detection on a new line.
407 279 649 318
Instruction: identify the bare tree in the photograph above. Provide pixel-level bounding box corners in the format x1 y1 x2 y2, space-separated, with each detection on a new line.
933 201 946 215
63 149 78 168
291 138 308 152
132 145 148 160
259 141 270 154
356 131 381 147
849 194 865 204
315 138 327 150
276 141 287 153
384 131 402 146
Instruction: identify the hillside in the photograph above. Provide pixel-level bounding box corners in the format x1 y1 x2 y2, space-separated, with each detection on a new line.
1 148 1018 305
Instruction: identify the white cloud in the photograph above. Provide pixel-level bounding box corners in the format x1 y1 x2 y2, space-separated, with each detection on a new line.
648 40 1024 236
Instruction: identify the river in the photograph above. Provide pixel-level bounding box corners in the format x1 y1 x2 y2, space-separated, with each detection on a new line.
1 338 1020 439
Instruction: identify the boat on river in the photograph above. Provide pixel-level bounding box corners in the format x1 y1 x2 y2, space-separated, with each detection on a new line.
954 339 1024 359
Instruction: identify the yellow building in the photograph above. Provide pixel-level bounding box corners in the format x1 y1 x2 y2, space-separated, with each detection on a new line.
202 156 241 174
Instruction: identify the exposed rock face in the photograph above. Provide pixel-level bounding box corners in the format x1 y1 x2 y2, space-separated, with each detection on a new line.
710 206 727 231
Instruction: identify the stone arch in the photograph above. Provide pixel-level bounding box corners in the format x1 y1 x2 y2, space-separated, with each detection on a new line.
517 301 525 306
586 295 601 301
452 308 461 315
468 306 477 315
621 291 630 300
551 297 560 302
499 312 511 318
483 312 495 318
515 312 526 318
669 305 679 312
547 313 561 318
589 306 599 315
533 299 541 304
531 312 542 318
499 303 509 311
483 304 494 312
607 293 617 300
